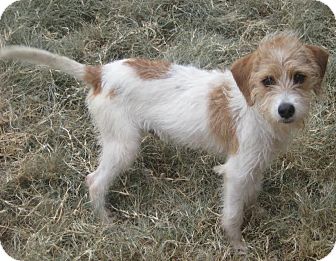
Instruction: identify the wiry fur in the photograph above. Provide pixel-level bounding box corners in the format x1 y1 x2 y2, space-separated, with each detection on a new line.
0 32 328 251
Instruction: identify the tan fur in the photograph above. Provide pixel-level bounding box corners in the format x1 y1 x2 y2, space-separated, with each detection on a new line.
305 45 329 94
84 66 102 96
231 33 328 113
209 85 239 155
230 53 256 106
124 59 171 80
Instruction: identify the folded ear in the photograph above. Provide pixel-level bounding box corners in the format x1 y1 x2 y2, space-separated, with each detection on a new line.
230 53 255 105
305 45 329 95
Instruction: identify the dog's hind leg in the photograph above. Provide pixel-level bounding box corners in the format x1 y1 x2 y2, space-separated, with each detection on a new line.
86 127 140 221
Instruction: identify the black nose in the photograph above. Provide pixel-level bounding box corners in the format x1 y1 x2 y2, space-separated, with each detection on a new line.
278 103 295 119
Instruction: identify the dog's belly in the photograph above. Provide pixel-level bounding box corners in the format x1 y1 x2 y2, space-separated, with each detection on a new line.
135 95 227 153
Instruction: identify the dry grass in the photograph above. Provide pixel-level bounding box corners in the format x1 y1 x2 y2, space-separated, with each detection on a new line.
0 0 335 260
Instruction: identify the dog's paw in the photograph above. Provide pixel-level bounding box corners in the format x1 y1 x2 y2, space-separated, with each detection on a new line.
99 208 113 224
232 240 248 254
86 171 98 187
213 165 225 175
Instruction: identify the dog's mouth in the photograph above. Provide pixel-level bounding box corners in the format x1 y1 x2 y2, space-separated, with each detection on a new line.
280 118 294 124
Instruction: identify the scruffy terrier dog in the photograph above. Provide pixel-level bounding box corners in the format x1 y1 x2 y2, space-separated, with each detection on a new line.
0 32 328 250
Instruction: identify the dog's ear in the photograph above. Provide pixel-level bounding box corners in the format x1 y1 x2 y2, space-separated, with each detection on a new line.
231 53 255 105
305 45 329 95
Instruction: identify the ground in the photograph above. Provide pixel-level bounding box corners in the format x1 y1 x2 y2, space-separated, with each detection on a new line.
0 0 335 260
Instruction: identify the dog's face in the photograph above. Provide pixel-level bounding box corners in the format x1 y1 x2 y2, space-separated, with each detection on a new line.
231 33 329 126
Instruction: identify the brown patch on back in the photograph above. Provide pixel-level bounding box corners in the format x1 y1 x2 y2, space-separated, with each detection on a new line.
84 66 102 96
209 85 239 154
231 53 255 106
124 58 171 80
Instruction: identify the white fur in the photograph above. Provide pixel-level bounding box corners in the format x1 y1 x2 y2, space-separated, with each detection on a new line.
0 45 309 251
0 46 85 79
271 89 310 123
85 59 295 251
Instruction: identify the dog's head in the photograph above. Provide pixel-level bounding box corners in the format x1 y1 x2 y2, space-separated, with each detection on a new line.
231 32 328 126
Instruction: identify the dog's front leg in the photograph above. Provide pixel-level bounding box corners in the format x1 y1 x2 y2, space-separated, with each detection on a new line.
215 157 263 252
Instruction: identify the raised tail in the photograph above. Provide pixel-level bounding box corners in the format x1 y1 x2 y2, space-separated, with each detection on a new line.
0 46 103 95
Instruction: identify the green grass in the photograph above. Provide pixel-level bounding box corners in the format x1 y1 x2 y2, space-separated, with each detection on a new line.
0 0 335 260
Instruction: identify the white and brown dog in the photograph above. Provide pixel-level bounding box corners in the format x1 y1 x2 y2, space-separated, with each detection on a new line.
0 32 329 250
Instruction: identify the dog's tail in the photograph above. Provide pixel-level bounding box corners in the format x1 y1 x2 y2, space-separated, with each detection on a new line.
0 46 102 94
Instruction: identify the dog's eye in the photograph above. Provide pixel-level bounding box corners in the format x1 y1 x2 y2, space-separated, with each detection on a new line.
261 76 276 87
293 73 306 85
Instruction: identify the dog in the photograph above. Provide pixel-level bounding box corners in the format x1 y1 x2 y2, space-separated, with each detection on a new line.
0 32 328 250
